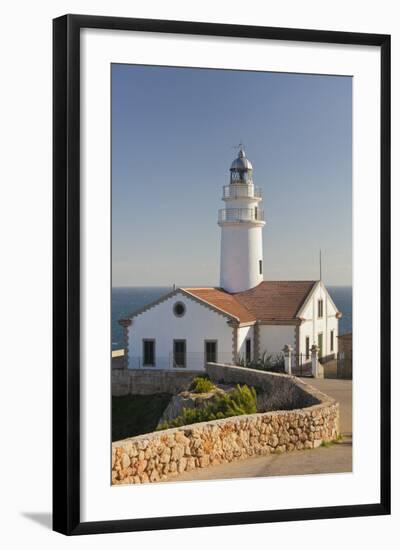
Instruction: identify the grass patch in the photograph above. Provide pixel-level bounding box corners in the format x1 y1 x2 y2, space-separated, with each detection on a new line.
190 376 216 394
112 393 171 441
320 439 335 448
320 434 345 448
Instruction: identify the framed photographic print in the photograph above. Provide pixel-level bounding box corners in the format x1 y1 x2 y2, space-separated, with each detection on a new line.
53 14 391 535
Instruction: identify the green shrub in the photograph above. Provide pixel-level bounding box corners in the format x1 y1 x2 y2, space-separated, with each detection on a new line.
190 376 216 394
157 384 257 430
238 351 285 373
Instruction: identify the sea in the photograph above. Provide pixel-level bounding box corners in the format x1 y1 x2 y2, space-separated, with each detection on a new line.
112 285 352 350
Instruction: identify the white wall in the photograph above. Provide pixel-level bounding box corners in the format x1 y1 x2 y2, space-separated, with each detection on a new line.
237 325 254 360
220 224 264 292
298 282 339 357
259 325 296 355
128 291 233 370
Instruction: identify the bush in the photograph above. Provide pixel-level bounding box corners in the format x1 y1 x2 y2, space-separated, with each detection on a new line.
190 376 216 394
238 351 285 373
157 384 257 430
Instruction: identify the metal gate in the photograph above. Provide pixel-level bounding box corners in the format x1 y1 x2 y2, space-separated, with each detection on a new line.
291 353 313 377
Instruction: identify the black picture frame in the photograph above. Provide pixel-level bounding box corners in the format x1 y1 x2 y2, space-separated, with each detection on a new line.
53 14 391 535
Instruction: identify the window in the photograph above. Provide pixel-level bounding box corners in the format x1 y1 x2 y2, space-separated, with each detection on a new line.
259 260 263 275
205 341 217 364
305 336 310 359
317 299 324 318
173 340 186 368
245 339 251 363
330 330 334 352
142 339 155 366
173 301 186 317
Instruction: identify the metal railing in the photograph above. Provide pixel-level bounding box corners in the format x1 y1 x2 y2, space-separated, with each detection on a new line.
128 352 234 370
236 351 285 373
218 207 265 223
222 184 262 200
290 354 313 377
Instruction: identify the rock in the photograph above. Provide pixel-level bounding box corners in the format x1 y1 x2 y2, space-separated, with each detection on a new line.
121 453 130 469
158 385 232 427
199 455 210 468
137 459 147 475
160 448 171 464
175 432 190 445
178 457 187 473
150 469 160 482
144 447 154 460
171 444 185 461
268 435 279 447
138 439 149 450
140 472 150 483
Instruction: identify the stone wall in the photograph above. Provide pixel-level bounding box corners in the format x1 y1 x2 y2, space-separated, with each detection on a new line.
112 366 339 485
206 363 320 411
112 368 198 396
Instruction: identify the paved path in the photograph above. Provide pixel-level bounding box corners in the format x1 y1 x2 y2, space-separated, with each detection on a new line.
301 377 352 436
169 378 352 482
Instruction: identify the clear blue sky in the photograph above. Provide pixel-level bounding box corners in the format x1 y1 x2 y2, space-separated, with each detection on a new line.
112 64 352 287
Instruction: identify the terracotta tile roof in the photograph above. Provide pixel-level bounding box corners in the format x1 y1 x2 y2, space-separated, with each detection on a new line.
182 287 256 323
234 281 317 322
183 281 317 324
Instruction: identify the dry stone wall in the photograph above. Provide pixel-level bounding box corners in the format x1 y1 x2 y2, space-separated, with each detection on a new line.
112 368 198 396
112 366 340 485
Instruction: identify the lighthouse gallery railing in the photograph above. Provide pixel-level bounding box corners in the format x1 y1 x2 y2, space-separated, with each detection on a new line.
218 207 265 223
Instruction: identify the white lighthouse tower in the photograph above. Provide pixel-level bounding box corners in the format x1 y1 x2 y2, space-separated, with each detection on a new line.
218 146 265 293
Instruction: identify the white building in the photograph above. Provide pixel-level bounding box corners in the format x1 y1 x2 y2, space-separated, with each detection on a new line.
120 147 341 371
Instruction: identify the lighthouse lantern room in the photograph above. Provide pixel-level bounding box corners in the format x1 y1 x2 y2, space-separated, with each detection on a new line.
218 146 266 293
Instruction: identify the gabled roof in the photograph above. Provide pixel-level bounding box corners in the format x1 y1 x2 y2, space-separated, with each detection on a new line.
122 287 251 324
184 281 318 324
183 287 256 323
234 281 317 322
122 281 321 325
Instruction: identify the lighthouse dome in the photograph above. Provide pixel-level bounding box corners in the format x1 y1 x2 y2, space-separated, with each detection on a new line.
230 148 253 171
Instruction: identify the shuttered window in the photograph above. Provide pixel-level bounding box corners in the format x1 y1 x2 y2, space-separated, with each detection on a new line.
205 341 217 363
245 339 251 363
143 339 155 366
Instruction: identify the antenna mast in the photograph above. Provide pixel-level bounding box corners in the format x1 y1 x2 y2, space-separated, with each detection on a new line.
319 249 322 281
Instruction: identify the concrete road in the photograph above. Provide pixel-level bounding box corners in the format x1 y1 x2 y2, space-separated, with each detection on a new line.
169 378 352 482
